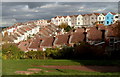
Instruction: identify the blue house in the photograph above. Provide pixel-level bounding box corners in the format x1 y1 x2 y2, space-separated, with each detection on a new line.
104 12 115 26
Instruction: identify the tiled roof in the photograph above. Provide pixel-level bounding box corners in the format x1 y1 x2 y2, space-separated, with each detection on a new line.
74 15 79 17
110 12 116 15
14 33 21 37
94 13 100 15
63 16 67 18
28 37 41 49
106 26 117 37
98 25 106 30
103 13 107 16
70 32 84 43
58 16 62 18
87 28 102 41
18 30 24 35
55 34 69 45
75 28 84 33
18 41 30 51
40 36 54 47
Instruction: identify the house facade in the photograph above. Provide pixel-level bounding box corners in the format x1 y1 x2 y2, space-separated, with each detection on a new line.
89 13 100 25
83 14 90 26
113 13 119 23
97 13 106 24
75 15 84 27
104 12 115 26
70 15 76 27
65 16 72 26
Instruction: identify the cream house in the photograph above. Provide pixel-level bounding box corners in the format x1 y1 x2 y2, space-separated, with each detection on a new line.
90 13 100 25
70 15 76 27
83 14 91 26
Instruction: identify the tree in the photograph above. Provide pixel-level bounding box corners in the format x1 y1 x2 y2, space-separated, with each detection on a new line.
25 51 44 59
59 23 72 32
64 26 72 32
2 43 24 59
59 23 68 29
45 48 60 58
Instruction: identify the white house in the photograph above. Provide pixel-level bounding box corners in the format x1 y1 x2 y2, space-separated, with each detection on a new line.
51 17 56 25
97 13 106 24
65 16 72 26
51 16 61 26
35 19 48 26
75 15 84 27
60 16 66 24
113 13 119 23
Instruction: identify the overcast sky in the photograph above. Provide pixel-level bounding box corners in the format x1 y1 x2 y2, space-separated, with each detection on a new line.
1 2 119 27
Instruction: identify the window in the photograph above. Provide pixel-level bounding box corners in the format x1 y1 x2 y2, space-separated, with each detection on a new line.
103 17 104 19
107 21 109 24
78 22 80 24
99 17 101 20
78 18 80 20
101 21 104 24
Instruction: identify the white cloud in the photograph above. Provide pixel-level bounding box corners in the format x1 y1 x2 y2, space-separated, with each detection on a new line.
78 9 84 12
79 6 85 9
40 3 70 8
93 8 106 12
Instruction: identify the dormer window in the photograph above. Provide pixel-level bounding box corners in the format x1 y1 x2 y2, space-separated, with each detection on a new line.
115 16 118 18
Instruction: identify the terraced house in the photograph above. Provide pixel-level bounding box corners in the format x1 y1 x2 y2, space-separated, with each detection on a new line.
51 12 119 27
104 12 117 25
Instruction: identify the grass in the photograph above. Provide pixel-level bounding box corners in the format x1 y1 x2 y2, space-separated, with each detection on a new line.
2 59 120 75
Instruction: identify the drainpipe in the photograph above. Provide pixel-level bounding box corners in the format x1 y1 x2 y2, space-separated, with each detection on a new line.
101 30 106 42
83 27 87 42
83 32 87 42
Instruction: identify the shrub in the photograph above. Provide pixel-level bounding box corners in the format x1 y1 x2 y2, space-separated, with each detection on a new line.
2 43 24 59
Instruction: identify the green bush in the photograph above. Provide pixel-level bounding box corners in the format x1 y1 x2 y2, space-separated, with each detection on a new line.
25 51 44 59
2 43 24 59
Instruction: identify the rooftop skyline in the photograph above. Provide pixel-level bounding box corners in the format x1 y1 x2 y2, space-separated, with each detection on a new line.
1 2 118 27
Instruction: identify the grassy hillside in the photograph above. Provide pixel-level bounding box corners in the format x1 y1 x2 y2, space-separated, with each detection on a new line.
2 59 120 75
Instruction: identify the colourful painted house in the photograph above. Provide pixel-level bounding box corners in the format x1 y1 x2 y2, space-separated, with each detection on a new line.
104 12 116 26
